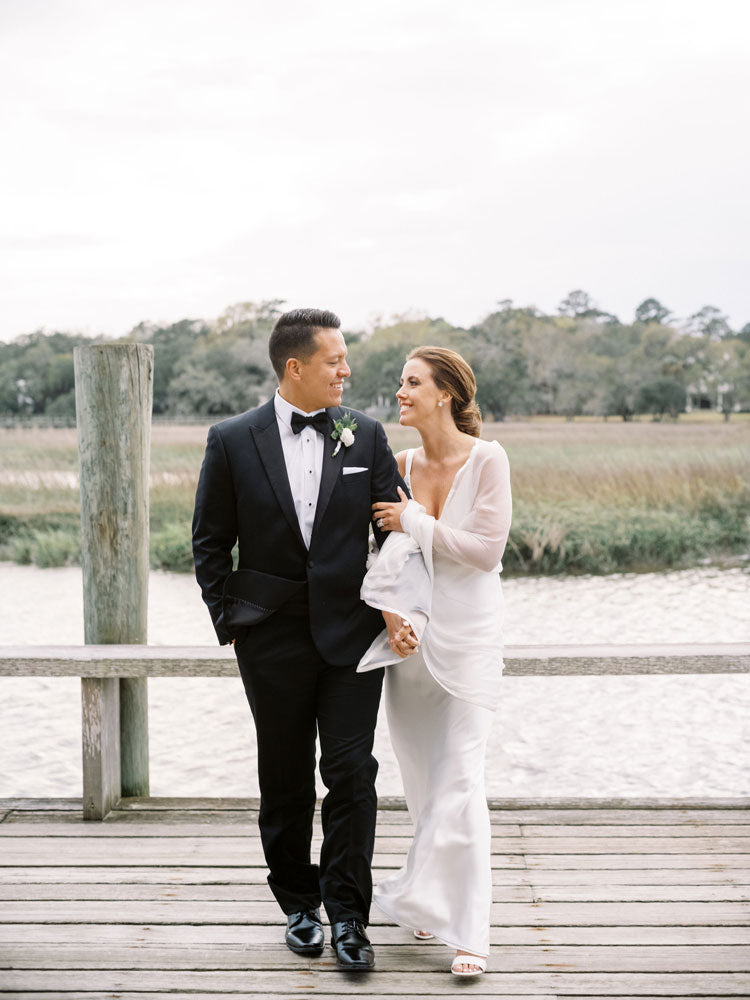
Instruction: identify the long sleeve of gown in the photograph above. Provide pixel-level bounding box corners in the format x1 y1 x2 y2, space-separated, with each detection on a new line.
399 442 512 573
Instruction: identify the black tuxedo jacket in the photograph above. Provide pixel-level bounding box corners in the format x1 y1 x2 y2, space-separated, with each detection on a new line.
192 398 405 665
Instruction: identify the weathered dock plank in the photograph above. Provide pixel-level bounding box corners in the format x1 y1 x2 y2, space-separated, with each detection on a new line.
11 801 750 822
3 864 749 886
6 820 750 840
524 854 750 869
0 883 535 903
522 824 750 837
3 942 750 973
522 836 750 852
4 882 750 903
4 839 523 868
2 923 749 947
3 899 749 925
0 822 521 839
4 995 744 1000
4 995 746 1000
0 992 560 1000
3 969 750 994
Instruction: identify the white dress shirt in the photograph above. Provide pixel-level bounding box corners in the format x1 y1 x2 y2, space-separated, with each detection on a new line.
274 390 326 548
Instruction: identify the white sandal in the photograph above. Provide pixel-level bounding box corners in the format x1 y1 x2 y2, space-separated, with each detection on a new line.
413 929 434 940
451 951 487 977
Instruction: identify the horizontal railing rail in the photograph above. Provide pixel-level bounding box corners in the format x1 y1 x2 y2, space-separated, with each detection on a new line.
2 643 749 819
3 642 750 676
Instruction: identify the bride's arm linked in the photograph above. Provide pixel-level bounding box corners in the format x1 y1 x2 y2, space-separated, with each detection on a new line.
401 445 512 572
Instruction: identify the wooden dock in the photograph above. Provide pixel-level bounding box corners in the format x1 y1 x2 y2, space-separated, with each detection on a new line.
2 796 749 998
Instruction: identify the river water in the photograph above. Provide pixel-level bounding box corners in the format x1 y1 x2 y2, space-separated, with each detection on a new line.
1 563 748 799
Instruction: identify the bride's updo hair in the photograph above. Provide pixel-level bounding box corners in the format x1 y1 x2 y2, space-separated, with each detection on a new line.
406 346 482 438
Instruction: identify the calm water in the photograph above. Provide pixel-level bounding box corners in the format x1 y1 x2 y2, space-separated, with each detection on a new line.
1 563 748 798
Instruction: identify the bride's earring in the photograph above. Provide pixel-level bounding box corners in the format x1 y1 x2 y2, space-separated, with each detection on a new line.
438 401 443 407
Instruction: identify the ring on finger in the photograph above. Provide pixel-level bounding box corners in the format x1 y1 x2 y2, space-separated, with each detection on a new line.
377 518 384 528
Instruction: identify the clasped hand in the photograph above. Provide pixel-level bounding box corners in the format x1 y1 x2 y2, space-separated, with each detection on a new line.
372 486 409 534
382 610 419 658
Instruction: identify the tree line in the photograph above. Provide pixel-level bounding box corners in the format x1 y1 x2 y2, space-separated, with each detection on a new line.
2 292 749 422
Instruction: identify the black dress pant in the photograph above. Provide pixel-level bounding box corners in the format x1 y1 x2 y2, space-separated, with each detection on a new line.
234 604 384 925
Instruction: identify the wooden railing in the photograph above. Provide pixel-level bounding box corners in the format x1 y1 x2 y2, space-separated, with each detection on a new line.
2 642 749 819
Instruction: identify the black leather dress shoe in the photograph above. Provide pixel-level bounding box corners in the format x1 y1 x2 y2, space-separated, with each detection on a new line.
285 908 324 956
330 918 375 970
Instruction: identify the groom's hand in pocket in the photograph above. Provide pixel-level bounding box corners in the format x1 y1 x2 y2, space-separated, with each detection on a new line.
382 610 419 658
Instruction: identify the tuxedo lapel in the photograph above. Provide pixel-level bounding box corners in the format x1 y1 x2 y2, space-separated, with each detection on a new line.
311 406 345 540
249 400 306 550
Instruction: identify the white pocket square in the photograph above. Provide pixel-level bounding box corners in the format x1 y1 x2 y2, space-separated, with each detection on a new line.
343 466 368 475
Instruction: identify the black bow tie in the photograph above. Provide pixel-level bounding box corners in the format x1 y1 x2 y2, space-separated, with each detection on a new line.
291 411 329 436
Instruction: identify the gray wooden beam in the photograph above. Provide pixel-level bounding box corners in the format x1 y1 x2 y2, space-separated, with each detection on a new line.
1 642 748 677
80 679 121 820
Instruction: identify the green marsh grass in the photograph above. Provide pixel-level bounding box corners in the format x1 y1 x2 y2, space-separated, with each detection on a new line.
1 416 748 575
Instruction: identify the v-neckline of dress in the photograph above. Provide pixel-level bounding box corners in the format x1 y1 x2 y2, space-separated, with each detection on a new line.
408 440 478 522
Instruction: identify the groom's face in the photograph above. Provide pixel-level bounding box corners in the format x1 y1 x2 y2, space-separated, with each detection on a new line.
296 329 351 411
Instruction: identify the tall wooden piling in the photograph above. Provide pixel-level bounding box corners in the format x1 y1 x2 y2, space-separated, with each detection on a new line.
74 343 154 818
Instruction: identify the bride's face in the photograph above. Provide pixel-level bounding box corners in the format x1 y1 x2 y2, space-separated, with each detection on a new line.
396 358 446 426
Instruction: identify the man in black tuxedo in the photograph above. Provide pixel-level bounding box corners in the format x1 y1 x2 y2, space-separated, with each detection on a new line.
192 308 411 970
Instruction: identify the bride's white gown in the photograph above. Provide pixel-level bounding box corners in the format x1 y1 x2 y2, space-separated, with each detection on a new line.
358 439 512 958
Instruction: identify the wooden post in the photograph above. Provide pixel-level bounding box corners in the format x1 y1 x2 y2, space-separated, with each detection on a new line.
74 343 154 818
80 678 120 819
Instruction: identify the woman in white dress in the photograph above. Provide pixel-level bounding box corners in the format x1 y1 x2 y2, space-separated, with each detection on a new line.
363 345 512 977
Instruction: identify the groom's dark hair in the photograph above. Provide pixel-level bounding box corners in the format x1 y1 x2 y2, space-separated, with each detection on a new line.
269 308 341 379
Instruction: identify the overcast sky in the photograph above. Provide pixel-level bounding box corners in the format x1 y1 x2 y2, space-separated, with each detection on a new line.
1 0 749 341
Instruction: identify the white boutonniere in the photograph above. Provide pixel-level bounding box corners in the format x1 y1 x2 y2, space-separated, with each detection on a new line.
331 411 357 456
